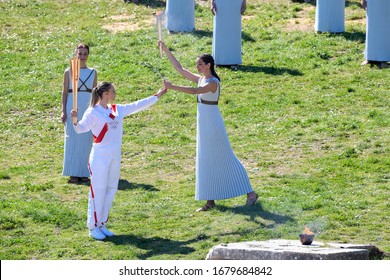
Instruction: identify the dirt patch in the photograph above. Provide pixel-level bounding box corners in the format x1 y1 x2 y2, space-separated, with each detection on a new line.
103 14 155 33
285 17 314 32
285 5 315 32
347 18 366 25
197 0 209 7
242 15 255 21
285 5 367 33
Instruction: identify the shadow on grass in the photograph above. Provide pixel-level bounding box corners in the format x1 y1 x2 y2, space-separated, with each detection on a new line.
298 0 363 9
191 30 256 43
118 179 159 192
105 202 293 259
236 65 303 76
216 202 294 229
193 29 213 38
316 31 366 43
242 31 256 43
340 31 366 43
107 234 196 259
125 0 165 8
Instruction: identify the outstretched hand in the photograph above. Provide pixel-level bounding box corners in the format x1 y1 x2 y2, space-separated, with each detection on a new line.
155 87 167 98
163 80 173 90
158 40 168 53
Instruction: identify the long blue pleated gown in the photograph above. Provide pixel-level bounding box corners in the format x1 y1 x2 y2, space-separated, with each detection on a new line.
364 0 390 62
166 0 195 32
62 68 95 178
315 0 345 33
212 0 243 66
196 78 253 200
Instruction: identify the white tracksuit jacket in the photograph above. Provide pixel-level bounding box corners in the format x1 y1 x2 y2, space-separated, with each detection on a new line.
73 95 158 230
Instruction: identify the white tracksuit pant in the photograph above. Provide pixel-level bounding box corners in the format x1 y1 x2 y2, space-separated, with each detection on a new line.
74 95 158 230
87 152 121 229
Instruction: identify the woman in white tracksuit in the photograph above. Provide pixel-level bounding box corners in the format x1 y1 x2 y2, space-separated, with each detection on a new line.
71 82 167 240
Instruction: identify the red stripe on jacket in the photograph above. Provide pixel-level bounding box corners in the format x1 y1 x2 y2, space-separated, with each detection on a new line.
109 104 116 120
92 105 116 143
93 123 108 143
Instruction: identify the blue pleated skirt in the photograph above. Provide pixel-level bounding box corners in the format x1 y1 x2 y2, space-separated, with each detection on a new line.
212 0 243 65
166 0 195 32
315 0 345 33
62 91 92 177
195 103 253 200
365 1 390 62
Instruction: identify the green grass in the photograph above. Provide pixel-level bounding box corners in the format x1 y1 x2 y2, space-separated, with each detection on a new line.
0 0 389 260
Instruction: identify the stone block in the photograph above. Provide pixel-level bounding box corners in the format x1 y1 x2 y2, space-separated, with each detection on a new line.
206 239 374 260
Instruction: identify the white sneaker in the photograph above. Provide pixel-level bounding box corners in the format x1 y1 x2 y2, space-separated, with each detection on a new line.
99 226 115 237
89 227 106 240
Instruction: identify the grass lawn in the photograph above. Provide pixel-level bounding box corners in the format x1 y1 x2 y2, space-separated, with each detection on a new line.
0 0 389 260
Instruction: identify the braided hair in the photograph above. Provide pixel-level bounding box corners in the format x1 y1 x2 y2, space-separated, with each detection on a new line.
198 54 220 81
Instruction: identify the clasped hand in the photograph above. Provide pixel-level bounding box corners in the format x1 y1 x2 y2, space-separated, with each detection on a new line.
70 109 78 118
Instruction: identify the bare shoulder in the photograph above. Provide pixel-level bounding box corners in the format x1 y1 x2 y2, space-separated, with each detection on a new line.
204 78 218 92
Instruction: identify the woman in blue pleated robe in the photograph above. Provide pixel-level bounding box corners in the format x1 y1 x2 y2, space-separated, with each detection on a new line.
62 44 97 183
211 0 246 66
315 0 345 33
166 0 195 33
362 0 390 66
158 40 258 212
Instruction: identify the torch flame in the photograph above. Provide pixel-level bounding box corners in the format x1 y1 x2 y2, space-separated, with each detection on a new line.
303 226 314 235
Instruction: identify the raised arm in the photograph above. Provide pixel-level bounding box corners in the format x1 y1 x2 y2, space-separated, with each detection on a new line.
121 87 167 117
163 79 217 95
158 41 200 84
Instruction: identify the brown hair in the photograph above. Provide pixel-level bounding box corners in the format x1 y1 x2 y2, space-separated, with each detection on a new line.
75 43 90 54
198 54 220 81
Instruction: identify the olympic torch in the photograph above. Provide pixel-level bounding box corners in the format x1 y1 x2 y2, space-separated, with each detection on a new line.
156 11 163 58
70 58 80 125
